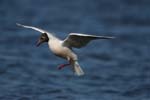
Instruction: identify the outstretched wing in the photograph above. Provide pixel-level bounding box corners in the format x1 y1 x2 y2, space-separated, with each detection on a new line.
63 33 115 48
16 23 54 38
16 23 49 33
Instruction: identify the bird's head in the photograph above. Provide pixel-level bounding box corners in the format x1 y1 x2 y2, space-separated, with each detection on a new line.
36 33 49 47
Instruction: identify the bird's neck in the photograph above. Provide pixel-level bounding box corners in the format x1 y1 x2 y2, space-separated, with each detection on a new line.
48 34 59 40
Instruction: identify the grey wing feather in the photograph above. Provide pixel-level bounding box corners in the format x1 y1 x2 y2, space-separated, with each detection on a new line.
63 33 115 48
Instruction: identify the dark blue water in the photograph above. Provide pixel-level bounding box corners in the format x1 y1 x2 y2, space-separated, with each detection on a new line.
0 0 150 100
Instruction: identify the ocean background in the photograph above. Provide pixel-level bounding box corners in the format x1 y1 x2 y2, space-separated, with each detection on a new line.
0 0 150 100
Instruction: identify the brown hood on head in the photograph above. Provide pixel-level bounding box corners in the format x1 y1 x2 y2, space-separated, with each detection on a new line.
36 33 49 47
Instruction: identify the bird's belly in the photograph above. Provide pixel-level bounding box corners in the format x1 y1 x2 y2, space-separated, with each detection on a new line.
49 45 71 59
54 49 67 58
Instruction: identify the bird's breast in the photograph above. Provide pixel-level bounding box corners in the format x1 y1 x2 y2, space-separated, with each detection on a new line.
48 40 71 59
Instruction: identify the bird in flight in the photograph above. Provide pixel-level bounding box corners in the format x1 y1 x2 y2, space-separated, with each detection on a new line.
17 23 115 76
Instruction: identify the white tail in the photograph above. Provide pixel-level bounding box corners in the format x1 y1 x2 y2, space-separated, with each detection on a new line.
73 61 84 76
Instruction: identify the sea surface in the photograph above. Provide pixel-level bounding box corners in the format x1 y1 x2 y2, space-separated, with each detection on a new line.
0 0 150 100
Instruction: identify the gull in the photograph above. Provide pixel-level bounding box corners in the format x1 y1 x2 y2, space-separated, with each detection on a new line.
17 23 115 76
